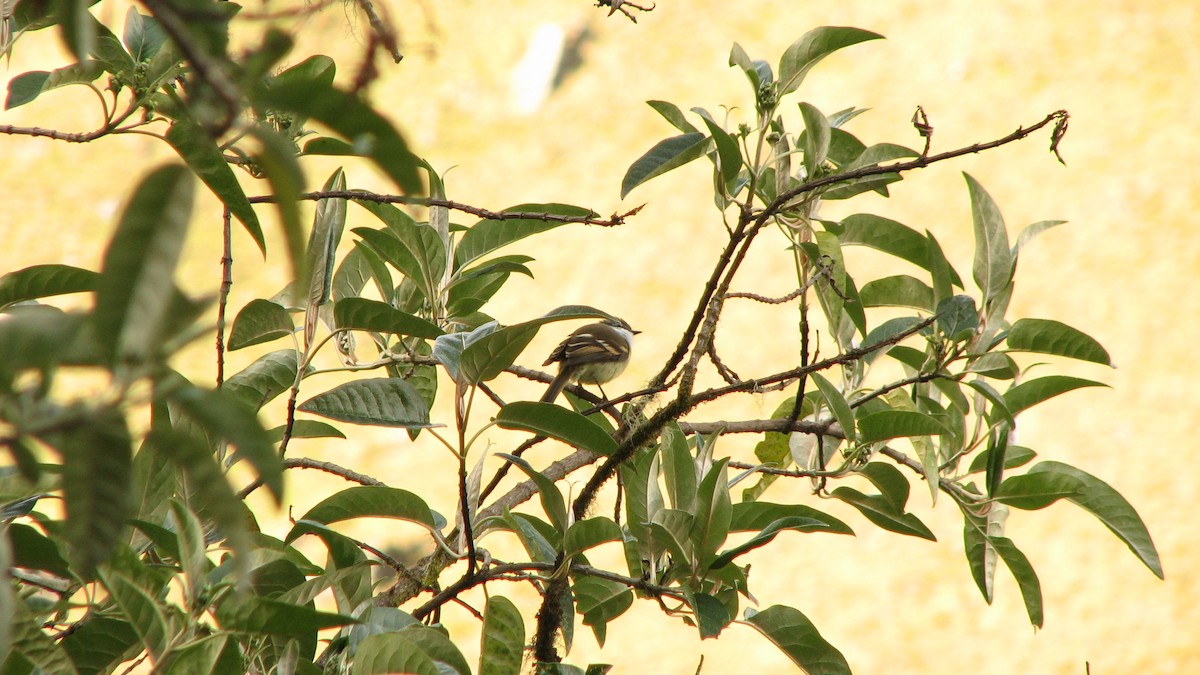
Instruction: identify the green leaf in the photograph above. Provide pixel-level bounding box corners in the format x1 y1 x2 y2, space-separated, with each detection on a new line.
830 487 935 540
391 625 471 675
810 372 855 443
54 407 133 578
1017 461 1162 579
257 76 423 194
303 168 349 343
59 615 138 674
495 402 618 456
267 419 345 442
215 593 357 635
936 294 979 342
991 535 1044 627
457 322 540 385
564 517 622 558
167 498 211 607
729 502 853 535
99 569 168 657
964 379 1015 426
574 575 634 636
661 422 697 512
333 297 444 338
710 516 831 569
859 275 933 311
121 7 165 61
744 605 850 675
799 102 831 177
249 124 306 287
691 458 732 563
857 410 950 443
646 99 700 134
8 522 70 577
858 462 913 511
454 203 597 270
287 486 441 539
299 378 433 428
166 120 264 254
144 429 251 564
352 633 440 675
171 384 283 504
964 173 1014 303
728 42 773 92
4 60 104 110
480 596 525 675
221 349 305 409
93 163 193 362
968 444 1035 474
620 132 707 198
1014 219 1066 255
996 471 1084 510
496 453 569 533
700 115 742 193
778 26 884 96
1005 318 1113 366
228 298 294 350
690 591 732 639
161 634 242 674
57 0 95 61
838 214 962 286
1002 375 1107 415
353 201 446 299
7 596 81 674
0 264 98 309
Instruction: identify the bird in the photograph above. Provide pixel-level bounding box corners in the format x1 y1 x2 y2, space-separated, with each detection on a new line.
541 317 638 403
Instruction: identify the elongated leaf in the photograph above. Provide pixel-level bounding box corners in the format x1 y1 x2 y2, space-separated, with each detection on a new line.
700 115 741 192
997 471 1084 510
799 101 831 177
288 486 441 539
1003 375 1107 415
564 517 622 558
389 625 471 675
965 173 1014 303
710 516 830 569
7 597 80 674
574 575 633 638
352 633 441 675
1006 318 1113 366
5 60 104 110
458 322 540 384
495 402 618 456
228 299 294 350
744 605 850 675
215 593 357 635
160 634 241 674
333 297 444 338
0 264 98 309
221 349 304 409
830 487 935 540
8 524 70 577
1023 461 1162 578
354 201 446 297
991 535 1044 627
963 504 1008 603
304 168 348 344
455 203 596 270
497 453 569 533
170 384 283 502
55 407 133 578
100 570 168 657
837 214 964 284
810 373 855 443
299 378 433 428
1014 219 1066 255
257 77 422 194
858 462 912 512
480 596 524 675
778 26 883 96
857 410 950 443
267 419 345 442
660 422 697 512
620 132 707 198
729 502 853 535
249 124 306 288
646 99 699 134
122 8 165 61
691 458 732 562
166 120 264 254
93 163 193 362
59 615 138 674
859 274 933 311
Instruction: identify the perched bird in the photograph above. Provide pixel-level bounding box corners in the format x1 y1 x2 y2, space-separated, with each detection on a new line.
541 317 638 403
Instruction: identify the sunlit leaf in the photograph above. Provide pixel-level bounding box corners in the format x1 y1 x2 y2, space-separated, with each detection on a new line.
744 605 850 675
480 596 524 675
227 298 294 350
333 297 444 338
299 378 433 428
1002 375 1107 416
620 132 707 198
287 486 442 538
166 120 264 254
0 264 98 309
495 402 618 456
1005 318 1113 366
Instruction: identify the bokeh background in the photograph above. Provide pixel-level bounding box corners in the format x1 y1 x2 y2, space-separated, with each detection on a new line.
2 1 1197 672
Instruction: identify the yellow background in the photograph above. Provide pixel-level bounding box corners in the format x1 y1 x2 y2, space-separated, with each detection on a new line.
2 1 1196 672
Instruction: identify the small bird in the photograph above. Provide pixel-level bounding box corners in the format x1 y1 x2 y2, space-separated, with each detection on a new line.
541 317 638 403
